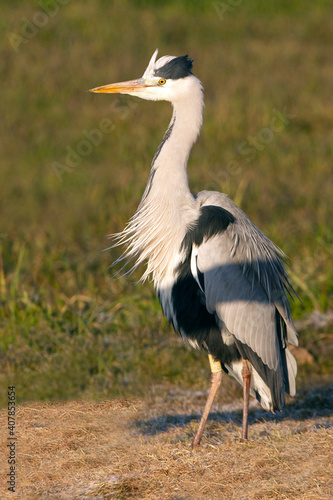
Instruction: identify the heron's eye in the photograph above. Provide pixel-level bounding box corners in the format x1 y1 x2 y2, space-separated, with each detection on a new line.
158 78 166 85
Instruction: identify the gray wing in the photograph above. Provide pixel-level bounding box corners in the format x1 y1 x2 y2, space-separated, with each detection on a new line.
196 234 281 371
194 191 298 371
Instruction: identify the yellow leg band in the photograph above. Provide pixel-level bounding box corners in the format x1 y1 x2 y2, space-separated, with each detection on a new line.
208 354 223 373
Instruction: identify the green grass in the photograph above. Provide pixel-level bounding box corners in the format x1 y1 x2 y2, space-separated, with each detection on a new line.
0 0 332 406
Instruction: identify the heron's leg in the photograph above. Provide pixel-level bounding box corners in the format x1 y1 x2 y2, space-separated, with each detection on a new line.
241 359 252 441
192 354 222 449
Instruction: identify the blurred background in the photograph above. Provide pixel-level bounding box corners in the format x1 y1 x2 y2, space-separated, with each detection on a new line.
0 0 332 406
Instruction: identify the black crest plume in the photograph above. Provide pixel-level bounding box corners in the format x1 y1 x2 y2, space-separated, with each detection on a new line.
154 55 194 80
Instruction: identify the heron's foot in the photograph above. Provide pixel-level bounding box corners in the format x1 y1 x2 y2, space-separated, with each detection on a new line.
192 368 222 449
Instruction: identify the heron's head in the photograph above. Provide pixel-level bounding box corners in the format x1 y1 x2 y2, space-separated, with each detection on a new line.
89 49 202 103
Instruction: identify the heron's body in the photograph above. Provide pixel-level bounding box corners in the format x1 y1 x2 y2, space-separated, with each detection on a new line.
90 50 298 445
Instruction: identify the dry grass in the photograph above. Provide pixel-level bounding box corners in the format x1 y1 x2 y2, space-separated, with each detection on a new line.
1 387 332 499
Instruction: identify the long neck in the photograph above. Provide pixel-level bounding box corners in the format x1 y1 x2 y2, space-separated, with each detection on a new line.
115 81 204 283
152 95 204 187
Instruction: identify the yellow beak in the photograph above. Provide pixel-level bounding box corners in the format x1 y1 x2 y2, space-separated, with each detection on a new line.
88 78 148 94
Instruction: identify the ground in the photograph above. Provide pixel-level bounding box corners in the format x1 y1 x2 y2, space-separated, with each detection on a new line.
1 385 332 499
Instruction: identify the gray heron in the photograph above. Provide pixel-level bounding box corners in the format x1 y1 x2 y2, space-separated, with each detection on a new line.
89 50 298 448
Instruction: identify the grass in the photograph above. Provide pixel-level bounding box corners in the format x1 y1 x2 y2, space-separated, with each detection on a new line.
0 0 332 434
0 389 332 498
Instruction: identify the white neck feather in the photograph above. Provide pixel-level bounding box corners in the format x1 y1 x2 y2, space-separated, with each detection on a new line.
114 77 204 284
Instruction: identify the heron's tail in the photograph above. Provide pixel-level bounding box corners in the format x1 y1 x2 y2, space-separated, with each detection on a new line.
224 346 297 412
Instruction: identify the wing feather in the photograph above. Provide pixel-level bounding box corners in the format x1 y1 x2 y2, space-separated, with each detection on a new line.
197 235 280 370
194 190 298 368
